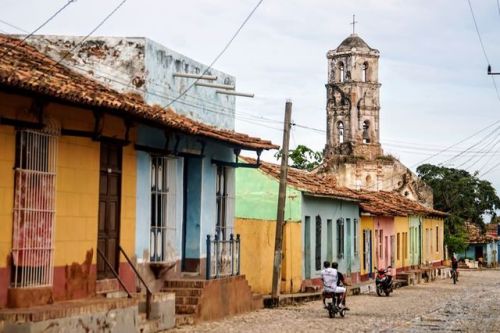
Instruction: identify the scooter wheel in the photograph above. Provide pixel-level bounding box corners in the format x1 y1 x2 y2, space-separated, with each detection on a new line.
376 287 383 297
327 304 335 318
340 309 345 317
385 290 391 296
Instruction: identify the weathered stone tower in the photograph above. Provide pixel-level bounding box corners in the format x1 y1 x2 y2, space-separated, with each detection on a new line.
324 33 382 161
321 33 434 208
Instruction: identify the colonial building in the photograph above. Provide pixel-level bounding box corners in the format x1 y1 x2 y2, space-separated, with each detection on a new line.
321 33 433 208
0 34 275 330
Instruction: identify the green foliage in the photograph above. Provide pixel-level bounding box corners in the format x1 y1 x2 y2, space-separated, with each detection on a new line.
416 164 500 254
274 145 323 171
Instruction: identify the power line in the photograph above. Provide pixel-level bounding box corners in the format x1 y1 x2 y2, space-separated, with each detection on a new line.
0 0 76 58
0 18 29 33
164 0 264 109
481 159 500 176
466 0 500 102
439 125 500 166
53 0 128 67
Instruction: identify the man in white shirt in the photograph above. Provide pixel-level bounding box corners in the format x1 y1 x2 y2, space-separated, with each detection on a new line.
321 261 347 308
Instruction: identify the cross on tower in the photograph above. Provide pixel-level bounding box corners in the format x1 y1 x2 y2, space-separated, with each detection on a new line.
350 14 358 34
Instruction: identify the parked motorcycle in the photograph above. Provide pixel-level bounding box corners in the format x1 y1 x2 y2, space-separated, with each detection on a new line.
375 266 393 296
324 292 346 318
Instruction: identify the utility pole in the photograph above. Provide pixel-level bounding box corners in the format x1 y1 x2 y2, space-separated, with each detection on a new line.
271 100 292 306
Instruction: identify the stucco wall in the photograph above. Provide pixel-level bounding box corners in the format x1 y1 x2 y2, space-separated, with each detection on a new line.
301 195 360 279
235 167 302 221
394 216 410 269
234 218 301 294
373 216 394 272
422 218 444 265
0 93 137 305
409 216 422 266
360 216 375 277
25 35 236 130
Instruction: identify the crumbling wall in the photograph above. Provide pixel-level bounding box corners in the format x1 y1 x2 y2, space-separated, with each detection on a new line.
24 35 236 130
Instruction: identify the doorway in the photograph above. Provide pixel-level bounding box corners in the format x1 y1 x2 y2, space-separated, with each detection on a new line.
181 157 202 272
97 142 122 279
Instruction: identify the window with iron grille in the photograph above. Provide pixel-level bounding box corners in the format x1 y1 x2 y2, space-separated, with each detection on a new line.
12 130 58 288
150 156 172 262
336 218 344 259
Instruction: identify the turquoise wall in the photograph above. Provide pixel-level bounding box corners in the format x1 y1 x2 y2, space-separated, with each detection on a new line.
301 195 360 278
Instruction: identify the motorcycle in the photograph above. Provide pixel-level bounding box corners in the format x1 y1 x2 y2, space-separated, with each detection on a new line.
375 266 393 297
324 292 346 318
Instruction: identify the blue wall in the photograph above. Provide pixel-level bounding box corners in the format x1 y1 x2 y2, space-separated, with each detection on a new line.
135 125 235 262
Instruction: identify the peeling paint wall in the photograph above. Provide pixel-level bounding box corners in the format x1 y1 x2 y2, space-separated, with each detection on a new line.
25 35 236 130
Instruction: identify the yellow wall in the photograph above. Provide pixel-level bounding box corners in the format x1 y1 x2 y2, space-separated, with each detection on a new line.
422 218 444 264
360 216 375 276
0 126 15 269
54 136 100 266
394 216 410 269
119 142 136 260
0 93 136 269
235 218 302 295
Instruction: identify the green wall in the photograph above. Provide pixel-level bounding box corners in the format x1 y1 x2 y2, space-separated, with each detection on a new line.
235 167 302 221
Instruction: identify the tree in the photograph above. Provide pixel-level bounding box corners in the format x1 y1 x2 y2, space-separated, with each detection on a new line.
416 164 500 255
274 145 323 171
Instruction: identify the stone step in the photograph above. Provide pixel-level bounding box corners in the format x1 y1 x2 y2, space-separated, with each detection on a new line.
161 288 203 297
164 280 206 289
175 304 198 315
175 296 200 306
175 314 195 327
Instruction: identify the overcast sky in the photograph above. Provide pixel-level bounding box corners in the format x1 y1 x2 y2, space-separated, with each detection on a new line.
2 0 500 188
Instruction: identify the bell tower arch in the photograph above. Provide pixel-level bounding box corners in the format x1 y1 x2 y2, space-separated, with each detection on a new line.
324 33 383 160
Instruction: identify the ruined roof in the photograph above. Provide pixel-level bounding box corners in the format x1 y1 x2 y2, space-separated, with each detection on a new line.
0 34 277 151
336 34 376 53
240 157 361 202
359 191 447 218
465 222 496 244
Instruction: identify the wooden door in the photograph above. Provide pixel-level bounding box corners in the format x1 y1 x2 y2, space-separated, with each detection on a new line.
97 142 122 279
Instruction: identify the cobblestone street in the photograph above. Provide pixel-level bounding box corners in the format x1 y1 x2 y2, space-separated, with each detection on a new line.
169 270 500 333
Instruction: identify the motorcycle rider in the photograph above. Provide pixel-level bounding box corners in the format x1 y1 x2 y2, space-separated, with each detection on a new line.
331 262 350 310
451 255 459 281
321 261 347 309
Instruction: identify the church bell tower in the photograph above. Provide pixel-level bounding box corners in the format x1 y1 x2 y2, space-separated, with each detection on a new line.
324 31 383 161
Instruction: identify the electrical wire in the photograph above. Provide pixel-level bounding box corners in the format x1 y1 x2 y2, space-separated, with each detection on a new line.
438 125 500 166
164 0 264 109
48 0 128 70
466 0 500 103
0 0 77 58
0 18 29 33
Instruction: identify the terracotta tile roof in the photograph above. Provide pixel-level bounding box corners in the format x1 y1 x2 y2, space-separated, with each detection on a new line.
358 191 447 218
465 222 497 243
240 157 361 201
0 34 278 151
242 157 447 217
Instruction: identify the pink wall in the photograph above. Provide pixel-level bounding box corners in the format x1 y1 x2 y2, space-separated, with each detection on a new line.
374 216 395 273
